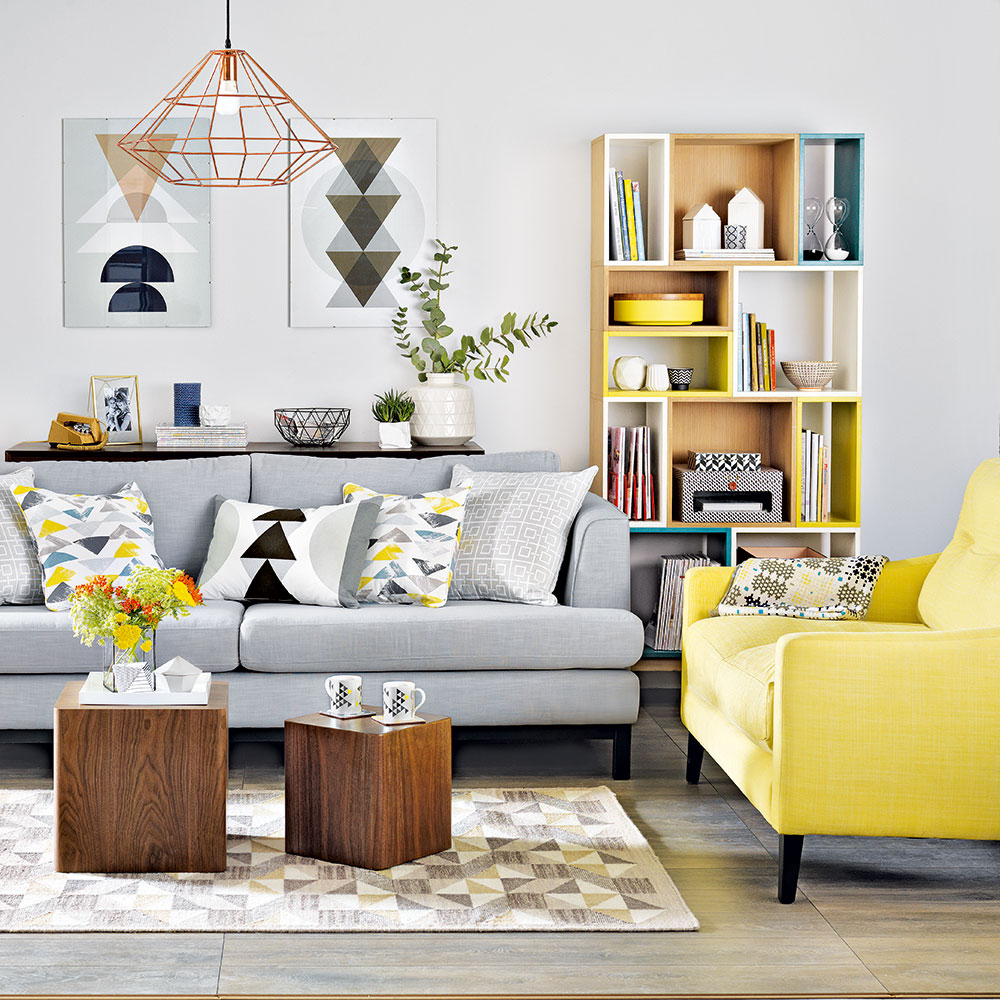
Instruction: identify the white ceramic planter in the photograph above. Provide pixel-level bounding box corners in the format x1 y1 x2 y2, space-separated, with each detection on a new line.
377 420 412 450
409 373 476 446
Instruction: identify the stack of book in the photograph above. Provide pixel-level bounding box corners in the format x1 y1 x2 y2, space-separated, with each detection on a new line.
675 248 775 261
607 169 646 261
800 430 830 522
644 553 717 651
608 426 655 520
737 307 777 391
155 423 248 448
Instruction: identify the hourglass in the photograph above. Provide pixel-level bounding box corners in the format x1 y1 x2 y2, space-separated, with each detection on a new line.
802 197 824 261
824 196 851 261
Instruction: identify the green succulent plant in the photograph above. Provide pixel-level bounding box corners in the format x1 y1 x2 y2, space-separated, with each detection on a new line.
371 388 416 424
392 240 557 383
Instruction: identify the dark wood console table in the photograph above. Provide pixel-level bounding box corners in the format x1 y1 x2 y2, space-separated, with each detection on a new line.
5 440 484 463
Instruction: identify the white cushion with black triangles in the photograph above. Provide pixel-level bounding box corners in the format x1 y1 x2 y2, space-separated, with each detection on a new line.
197 497 382 608
343 481 471 608
12 480 164 610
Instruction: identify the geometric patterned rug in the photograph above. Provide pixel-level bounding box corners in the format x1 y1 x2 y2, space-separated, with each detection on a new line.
0 787 698 932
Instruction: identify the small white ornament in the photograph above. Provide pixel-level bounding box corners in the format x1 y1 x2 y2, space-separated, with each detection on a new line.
727 187 765 250
612 356 647 391
154 656 202 693
682 203 722 250
199 404 231 427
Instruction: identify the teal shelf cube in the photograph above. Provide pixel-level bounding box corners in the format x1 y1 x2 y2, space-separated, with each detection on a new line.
798 134 864 266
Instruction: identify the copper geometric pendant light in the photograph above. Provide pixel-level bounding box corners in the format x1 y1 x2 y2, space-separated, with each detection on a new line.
118 0 337 187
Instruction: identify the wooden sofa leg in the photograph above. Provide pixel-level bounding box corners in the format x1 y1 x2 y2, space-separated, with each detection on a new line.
685 733 704 784
611 724 632 779
778 834 804 904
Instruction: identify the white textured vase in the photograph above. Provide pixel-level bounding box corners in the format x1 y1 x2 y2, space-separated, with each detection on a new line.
409 373 476 446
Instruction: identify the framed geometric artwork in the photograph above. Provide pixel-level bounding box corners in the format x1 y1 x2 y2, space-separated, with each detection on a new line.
289 118 436 327
89 375 142 445
63 118 211 328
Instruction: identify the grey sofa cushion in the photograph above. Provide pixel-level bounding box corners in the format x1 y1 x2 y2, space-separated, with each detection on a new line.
249 451 560 507
0 668 640 729
239 601 643 673
0 457 251 579
0 600 243 674
559 492 632 610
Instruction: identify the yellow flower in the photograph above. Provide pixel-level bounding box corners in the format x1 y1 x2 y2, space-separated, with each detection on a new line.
173 580 196 607
114 612 127 623
140 640 152 652
113 624 142 651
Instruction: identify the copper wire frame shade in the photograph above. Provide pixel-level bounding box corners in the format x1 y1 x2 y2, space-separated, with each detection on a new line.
118 49 337 187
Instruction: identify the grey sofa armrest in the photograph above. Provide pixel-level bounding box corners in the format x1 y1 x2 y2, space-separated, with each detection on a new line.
559 493 631 610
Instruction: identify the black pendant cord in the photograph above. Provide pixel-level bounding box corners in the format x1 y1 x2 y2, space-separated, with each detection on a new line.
224 0 231 48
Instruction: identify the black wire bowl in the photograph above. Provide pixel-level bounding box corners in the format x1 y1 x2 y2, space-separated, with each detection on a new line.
274 408 351 447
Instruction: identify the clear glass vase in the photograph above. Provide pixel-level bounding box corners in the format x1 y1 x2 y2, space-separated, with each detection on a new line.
102 630 156 693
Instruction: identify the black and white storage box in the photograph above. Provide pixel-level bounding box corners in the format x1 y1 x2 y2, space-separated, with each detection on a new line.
686 451 761 472
673 465 784 523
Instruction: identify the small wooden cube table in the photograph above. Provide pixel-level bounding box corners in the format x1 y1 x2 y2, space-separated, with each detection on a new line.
53 680 228 873
285 707 451 870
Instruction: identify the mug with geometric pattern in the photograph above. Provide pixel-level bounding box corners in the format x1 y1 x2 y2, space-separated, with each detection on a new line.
382 680 427 722
325 674 363 717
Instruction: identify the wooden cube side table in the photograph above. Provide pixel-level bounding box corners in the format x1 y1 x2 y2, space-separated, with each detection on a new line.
53 680 228 873
285 709 451 870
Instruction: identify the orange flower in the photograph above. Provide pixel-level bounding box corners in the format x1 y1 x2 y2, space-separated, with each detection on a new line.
174 573 203 606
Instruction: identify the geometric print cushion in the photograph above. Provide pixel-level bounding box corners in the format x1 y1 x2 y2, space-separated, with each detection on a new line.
197 497 382 608
716 555 888 620
0 469 44 605
12 481 164 611
343 482 471 608
447 465 598 606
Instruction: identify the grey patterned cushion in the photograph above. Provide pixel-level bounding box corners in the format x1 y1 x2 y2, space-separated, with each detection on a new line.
0 469 43 605
448 466 597 606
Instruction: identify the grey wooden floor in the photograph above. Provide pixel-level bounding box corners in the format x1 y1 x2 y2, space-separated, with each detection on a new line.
1 686 998 998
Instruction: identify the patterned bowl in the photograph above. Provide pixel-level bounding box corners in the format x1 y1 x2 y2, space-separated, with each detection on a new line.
779 361 839 391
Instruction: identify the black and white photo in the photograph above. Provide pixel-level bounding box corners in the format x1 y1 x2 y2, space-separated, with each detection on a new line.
89 375 141 444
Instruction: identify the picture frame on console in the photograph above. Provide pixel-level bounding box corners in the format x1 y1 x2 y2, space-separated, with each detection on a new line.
89 374 142 444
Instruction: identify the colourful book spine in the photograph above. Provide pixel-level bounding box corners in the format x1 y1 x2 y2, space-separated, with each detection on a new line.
760 325 771 391
755 324 766 392
608 170 624 261
741 312 751 392
623 179 638 262
616 172 632 261
769 328 776 391
631 181 646 261
748 313 758 390
822 446 830 522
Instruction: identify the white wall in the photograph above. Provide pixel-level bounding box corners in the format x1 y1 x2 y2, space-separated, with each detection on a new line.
1 0 997 558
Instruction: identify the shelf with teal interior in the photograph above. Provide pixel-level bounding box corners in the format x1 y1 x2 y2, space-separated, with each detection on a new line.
798 133 864 265
629 525 732 664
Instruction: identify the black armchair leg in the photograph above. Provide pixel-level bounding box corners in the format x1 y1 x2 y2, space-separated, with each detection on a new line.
685 733 704 784
778 834 804 904
611 724 632 779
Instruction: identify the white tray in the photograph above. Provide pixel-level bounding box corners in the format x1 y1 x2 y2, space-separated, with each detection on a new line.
78 671 213 706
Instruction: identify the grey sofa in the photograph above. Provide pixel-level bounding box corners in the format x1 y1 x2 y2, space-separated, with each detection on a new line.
0 450 644 775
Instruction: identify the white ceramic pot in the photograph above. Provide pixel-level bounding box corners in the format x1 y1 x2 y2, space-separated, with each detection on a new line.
645 364 670 392
409 373 476 446
377 421 412 450
612 355 647 391
199 404 231 426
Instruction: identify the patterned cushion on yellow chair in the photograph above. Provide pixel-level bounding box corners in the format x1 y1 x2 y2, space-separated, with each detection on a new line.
919 458 1000 630
683 617 930 747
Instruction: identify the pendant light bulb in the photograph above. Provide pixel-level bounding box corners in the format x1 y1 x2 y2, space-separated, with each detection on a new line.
216 53 240 116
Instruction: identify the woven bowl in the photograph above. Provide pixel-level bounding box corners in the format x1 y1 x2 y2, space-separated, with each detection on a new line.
779 361 839 391
274 408 350 446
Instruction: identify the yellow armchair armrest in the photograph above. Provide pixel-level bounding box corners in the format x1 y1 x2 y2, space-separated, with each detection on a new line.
866 552 939 623
771 626 1000 839
682 565 734 631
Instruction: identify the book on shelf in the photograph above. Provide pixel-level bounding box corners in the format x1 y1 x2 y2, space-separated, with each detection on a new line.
644 553 718 651
631 181 646 261
738 311 777 392
674 249 775 261
623 179 638 262
607 425 655 520
607 169 625 261
800 429 830 522
155 423 248 448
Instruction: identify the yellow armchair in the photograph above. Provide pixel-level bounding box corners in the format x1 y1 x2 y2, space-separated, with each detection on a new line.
681 459 1000 903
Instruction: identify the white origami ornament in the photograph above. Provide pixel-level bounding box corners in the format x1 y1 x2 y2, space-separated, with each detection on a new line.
154 656 202 693
682 203 721 251
727 187 765 250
